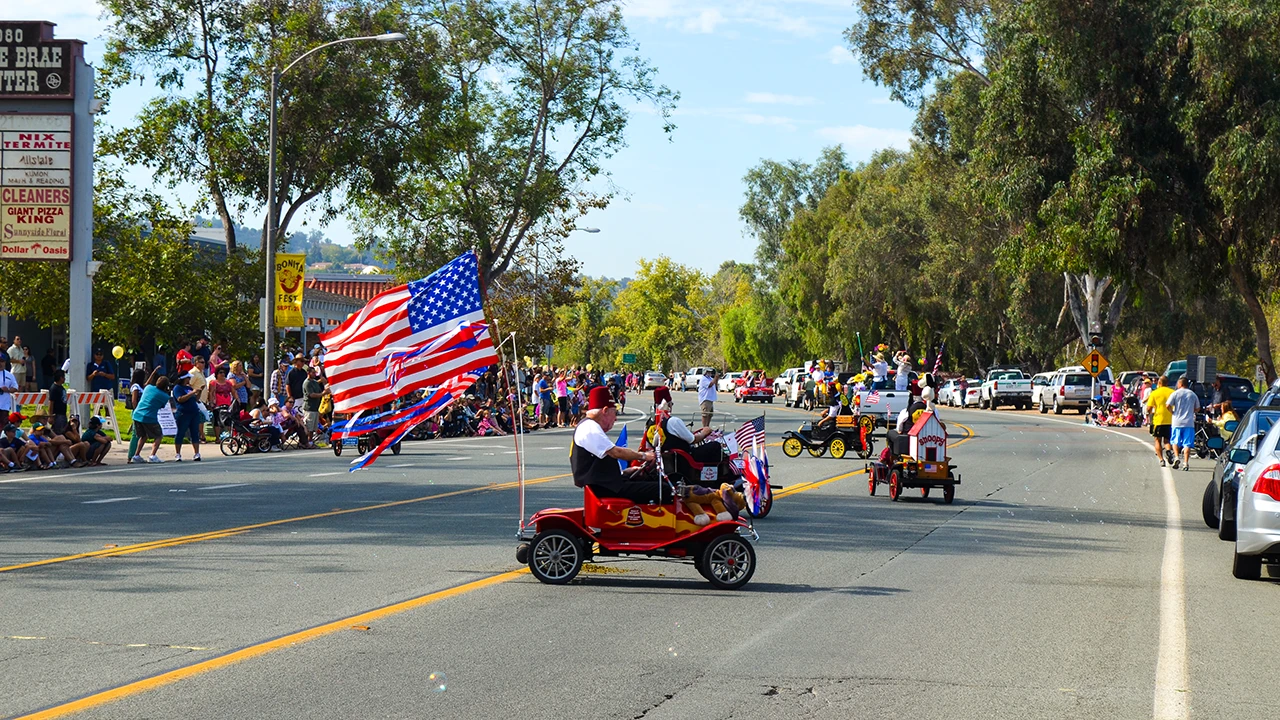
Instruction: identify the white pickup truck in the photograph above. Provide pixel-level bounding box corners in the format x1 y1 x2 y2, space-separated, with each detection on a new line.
980 368 1033 410
774 367 805 400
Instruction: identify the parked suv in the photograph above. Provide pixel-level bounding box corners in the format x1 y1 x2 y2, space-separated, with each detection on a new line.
1044 372 1092 414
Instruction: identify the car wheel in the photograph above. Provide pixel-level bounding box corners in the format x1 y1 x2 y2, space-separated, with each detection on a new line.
807 444 826 458
700 534 756 590
829 438 847 459
528 529 584 585
1218 490 1236 541
943 483 956 504
1232 547 1262 580
888 470 902 501
1039 400 1048 414
990 398 999 411
782 437 802 458
1202 480 1219 529
1053 399 1063 415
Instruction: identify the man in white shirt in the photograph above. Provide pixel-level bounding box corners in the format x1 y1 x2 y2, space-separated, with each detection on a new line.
7 337 28 392
0 354 17 426
870 354 889 389
1166 377 1201 470
572 387 657 503
697 368 718 428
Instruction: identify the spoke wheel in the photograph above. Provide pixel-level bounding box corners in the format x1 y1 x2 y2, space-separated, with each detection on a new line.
255 436 272 453
829 438 847 459
943 483 955 504
219 436 242 457
888 470 902 501
868 477 876 496
529 530 584 585
333 441 343 457
701 534 756 590
782 437 802 458
807 445 827 458
920 487 930 499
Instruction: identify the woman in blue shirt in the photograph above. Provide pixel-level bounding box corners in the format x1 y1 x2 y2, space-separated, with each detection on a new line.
130 377 172 463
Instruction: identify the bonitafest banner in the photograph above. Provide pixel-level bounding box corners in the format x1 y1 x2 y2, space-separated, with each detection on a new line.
274 253 306 328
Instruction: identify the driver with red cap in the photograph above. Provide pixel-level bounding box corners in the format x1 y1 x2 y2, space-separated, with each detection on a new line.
572 386 659 503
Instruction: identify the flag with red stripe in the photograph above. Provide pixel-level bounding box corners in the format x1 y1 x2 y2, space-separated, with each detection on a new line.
321 252 497 413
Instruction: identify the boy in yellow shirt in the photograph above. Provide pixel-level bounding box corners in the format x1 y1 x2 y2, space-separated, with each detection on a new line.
1145 376 1175 467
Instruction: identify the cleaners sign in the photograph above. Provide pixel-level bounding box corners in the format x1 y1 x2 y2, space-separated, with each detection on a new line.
0 114 73 260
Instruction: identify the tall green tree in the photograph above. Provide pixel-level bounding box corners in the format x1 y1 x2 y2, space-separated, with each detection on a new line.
356 0 677 294
607 257 709 371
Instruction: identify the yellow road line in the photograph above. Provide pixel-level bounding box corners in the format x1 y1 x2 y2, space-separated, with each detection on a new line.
0 475 570 574
12 569 531 720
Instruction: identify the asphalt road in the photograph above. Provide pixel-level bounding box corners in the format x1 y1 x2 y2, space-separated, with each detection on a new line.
2 398 1277 719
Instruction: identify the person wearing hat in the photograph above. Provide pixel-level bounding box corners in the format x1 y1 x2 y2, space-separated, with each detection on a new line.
572 386 659 503
87 348 117 394
0 424 24 471
696 368 718 429
171 372 204 461
869 353 889 390
81 416 114 466
270 359 290 406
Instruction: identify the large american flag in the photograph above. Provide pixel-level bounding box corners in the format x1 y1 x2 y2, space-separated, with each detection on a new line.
345 371 482 472
735 415 766 453
321 252 498 413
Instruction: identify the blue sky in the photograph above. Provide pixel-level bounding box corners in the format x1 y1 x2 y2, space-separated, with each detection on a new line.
17 0 916 277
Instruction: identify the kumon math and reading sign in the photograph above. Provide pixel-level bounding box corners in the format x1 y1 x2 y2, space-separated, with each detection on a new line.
0 22 82 261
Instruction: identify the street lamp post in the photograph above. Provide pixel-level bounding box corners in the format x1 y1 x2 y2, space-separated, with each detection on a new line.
263 32 406 369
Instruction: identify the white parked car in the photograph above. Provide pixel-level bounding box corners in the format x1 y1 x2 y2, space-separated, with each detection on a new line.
1030 372 1055 411
940 379 980 407
718 372 744 393
643 371 667 390
682 366 715 391
1227 419 1280 579
773 367 805 397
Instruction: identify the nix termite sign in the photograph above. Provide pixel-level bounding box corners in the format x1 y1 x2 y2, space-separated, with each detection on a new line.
0 22 80 261
0 113 71 260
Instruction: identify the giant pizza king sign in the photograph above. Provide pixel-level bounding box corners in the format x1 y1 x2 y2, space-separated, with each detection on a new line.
0 21 81 261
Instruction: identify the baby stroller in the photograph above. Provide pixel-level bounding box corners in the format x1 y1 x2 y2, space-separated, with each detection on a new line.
219 411 280 455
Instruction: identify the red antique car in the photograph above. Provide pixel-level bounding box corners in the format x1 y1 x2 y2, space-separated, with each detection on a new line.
734 370 774 404
516 481 759 590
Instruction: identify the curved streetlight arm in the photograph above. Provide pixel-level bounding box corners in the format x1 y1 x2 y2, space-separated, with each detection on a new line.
280 33 406 77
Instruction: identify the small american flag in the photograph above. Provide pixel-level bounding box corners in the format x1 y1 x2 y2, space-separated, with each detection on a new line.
735 415 766 453
867 391 880 404
322 252 497 413
932 342 945 374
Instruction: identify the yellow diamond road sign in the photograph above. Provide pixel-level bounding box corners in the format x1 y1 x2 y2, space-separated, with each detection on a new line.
1081 350 1109 377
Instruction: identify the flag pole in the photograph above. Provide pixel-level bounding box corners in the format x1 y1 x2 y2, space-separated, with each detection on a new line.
498 326 527 536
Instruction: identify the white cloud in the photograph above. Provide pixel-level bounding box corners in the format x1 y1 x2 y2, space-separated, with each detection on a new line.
745 92 818 106
682 8 725 34
817 125 913 152
826 45 855 65
623 1 831 37
741 113 797 130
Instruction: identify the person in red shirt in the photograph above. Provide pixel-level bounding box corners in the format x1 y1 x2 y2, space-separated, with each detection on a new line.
175 339 196 374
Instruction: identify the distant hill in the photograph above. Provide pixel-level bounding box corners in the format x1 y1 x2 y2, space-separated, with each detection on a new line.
191 216 392 271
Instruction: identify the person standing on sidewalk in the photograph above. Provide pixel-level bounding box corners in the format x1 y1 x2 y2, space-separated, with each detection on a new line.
130 376 171 464
0 355 17 427
8 336 29 392
1144 376 1175 467
1166 377 1201 471
302 366 325 440
171 373 204 462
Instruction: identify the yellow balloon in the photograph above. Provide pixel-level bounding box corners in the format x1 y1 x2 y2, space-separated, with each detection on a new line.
586 363 593 371
112 345 125 360
523 355 532 366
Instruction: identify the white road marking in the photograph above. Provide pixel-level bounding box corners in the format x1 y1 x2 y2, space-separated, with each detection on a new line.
196 483 251 491
0 468 131 484
503 451 518 454
1012 413 1189 720
82 496 141 504
384 463 415 468
442 456 472 461
542 446 564 450
308 472 344 477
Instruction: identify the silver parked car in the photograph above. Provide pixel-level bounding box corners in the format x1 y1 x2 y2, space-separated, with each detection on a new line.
642 371 667 390
1202 407 1280 541
1043 372 1091 414
1227 417 1280 579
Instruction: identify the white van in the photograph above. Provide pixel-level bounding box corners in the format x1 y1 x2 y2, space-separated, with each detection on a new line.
683 366 715 392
